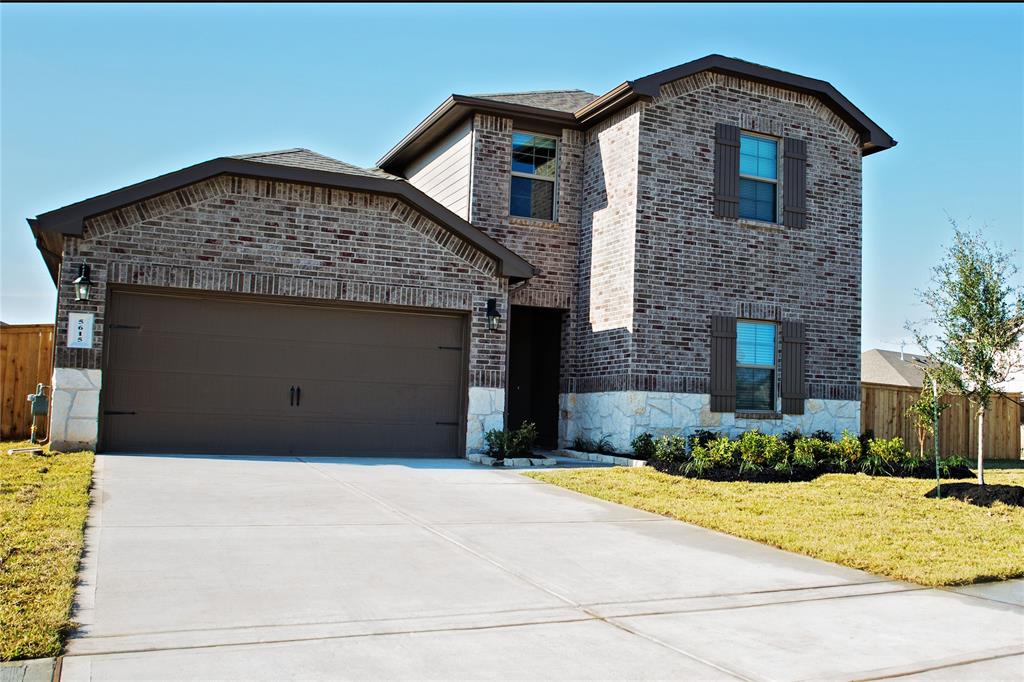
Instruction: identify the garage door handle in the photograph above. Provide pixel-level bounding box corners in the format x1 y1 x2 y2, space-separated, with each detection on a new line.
290 386 295 406
296 386 301 407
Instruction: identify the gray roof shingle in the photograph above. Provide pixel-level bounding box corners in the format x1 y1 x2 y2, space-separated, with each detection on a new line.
469 89 599 113
861 349 929 388
231 149 398 180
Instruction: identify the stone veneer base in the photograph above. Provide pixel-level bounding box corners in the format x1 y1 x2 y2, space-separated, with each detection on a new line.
466 386 505 453
49 368 103 451
560 391 860 454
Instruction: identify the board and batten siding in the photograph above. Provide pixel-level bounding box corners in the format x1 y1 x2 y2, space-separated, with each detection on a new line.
406 118 474 220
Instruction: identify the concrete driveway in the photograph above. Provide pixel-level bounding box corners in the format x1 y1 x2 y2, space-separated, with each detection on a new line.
61 455 1023 681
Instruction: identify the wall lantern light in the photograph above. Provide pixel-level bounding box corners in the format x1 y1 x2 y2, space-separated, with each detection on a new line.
486 298 501 331
73 264 92 302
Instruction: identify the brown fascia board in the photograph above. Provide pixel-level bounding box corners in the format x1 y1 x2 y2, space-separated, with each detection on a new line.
28 157 535 284
616 55 897 155
377 95 577 173
382 56 895 167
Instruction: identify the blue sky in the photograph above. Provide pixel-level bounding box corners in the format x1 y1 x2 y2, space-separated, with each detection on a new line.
2 3 1021 352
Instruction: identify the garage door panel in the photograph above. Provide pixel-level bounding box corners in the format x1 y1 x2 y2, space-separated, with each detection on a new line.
295 381 463 422
292 346 465 385
103 413 300 455
102 291 467 456
292 419 458 456
104 370 294 416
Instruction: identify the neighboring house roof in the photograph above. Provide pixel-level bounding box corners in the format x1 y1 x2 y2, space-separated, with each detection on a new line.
379 54 897 173
861 349 928 388
27 150 535 283
471 89 599 113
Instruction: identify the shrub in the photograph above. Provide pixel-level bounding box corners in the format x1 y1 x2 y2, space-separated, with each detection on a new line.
630 432 656 460
811 430 834 443
858 429 875 458
653 435 688 466
737 430 768 471
485 421 538 458
687 429 720 450
939 454 973 479
686 437 738 477
827 430 862 471
708 437 740 468
863 436 913 476
572 434 614 454
792 437 825 470
737 430 789 473
780 430 803 449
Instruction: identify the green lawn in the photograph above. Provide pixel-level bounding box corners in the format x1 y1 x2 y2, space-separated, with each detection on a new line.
0 441 94 661
528 466 1024 587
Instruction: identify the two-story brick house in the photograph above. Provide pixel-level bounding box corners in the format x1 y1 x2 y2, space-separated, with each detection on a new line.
30 55 894 456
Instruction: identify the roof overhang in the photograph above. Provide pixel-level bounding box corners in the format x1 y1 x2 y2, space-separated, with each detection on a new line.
378 95 578 174
28 157 535 284
380 55 895 174
619 55 896 155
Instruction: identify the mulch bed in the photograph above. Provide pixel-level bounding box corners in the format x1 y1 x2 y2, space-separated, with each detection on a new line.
926 483 1024 507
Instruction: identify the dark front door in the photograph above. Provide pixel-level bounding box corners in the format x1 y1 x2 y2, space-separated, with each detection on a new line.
101 289 466 456
507 305 562 449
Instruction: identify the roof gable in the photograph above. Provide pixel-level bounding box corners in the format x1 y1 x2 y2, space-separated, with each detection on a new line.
29 150 534 283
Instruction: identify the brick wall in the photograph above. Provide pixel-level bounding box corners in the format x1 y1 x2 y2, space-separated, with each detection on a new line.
629 73 863 401
468 113 581 312
565 73 862 401
569 104 643 392
55 175 508 389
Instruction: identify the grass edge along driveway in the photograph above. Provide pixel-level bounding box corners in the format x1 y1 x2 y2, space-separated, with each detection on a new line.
527 467 1024 587
1 442 94 661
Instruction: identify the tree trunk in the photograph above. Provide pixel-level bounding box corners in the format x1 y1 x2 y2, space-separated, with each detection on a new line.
976 406 985 486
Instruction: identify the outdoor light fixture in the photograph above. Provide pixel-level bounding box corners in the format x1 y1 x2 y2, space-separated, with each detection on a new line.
72 264 92 302
486 298 501 331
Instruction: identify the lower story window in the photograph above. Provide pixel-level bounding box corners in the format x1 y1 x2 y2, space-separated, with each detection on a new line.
736 320 776 411
739 178 776 222
510 175 554 221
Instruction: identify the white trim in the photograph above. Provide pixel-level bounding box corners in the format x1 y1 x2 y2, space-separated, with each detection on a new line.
510 130 559 222
736 319 777 412
738 131 781 223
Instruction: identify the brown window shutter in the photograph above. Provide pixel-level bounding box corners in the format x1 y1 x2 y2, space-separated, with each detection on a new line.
783 138 807 228
714 123 740 219
710 315 737 412
781 320 807 415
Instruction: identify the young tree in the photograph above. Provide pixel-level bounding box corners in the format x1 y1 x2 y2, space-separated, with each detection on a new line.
910 222 1024 485
905 377 949 459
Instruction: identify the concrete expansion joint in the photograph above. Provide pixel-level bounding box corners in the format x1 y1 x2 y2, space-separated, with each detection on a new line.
293 458 752 681
847 646 1024 682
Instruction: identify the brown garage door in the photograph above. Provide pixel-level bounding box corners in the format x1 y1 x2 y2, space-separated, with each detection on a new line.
101 290 467 456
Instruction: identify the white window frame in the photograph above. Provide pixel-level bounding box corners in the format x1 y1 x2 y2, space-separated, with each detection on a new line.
510 130 559 222
738 131 780 224
736 320 778 412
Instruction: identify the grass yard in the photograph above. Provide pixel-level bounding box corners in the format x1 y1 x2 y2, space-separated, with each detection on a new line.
0 441 94 661
527 466 1024 587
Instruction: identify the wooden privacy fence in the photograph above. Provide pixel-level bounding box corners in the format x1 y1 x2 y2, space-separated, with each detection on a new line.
861 382 1022 460
1 324 55 440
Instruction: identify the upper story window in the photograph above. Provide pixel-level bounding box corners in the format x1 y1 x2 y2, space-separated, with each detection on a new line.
739 134 778 222
510 132 557 221
736 320 776 411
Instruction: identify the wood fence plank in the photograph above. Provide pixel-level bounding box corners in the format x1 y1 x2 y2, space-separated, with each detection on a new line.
0 324 55 440
861 382 1022 460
